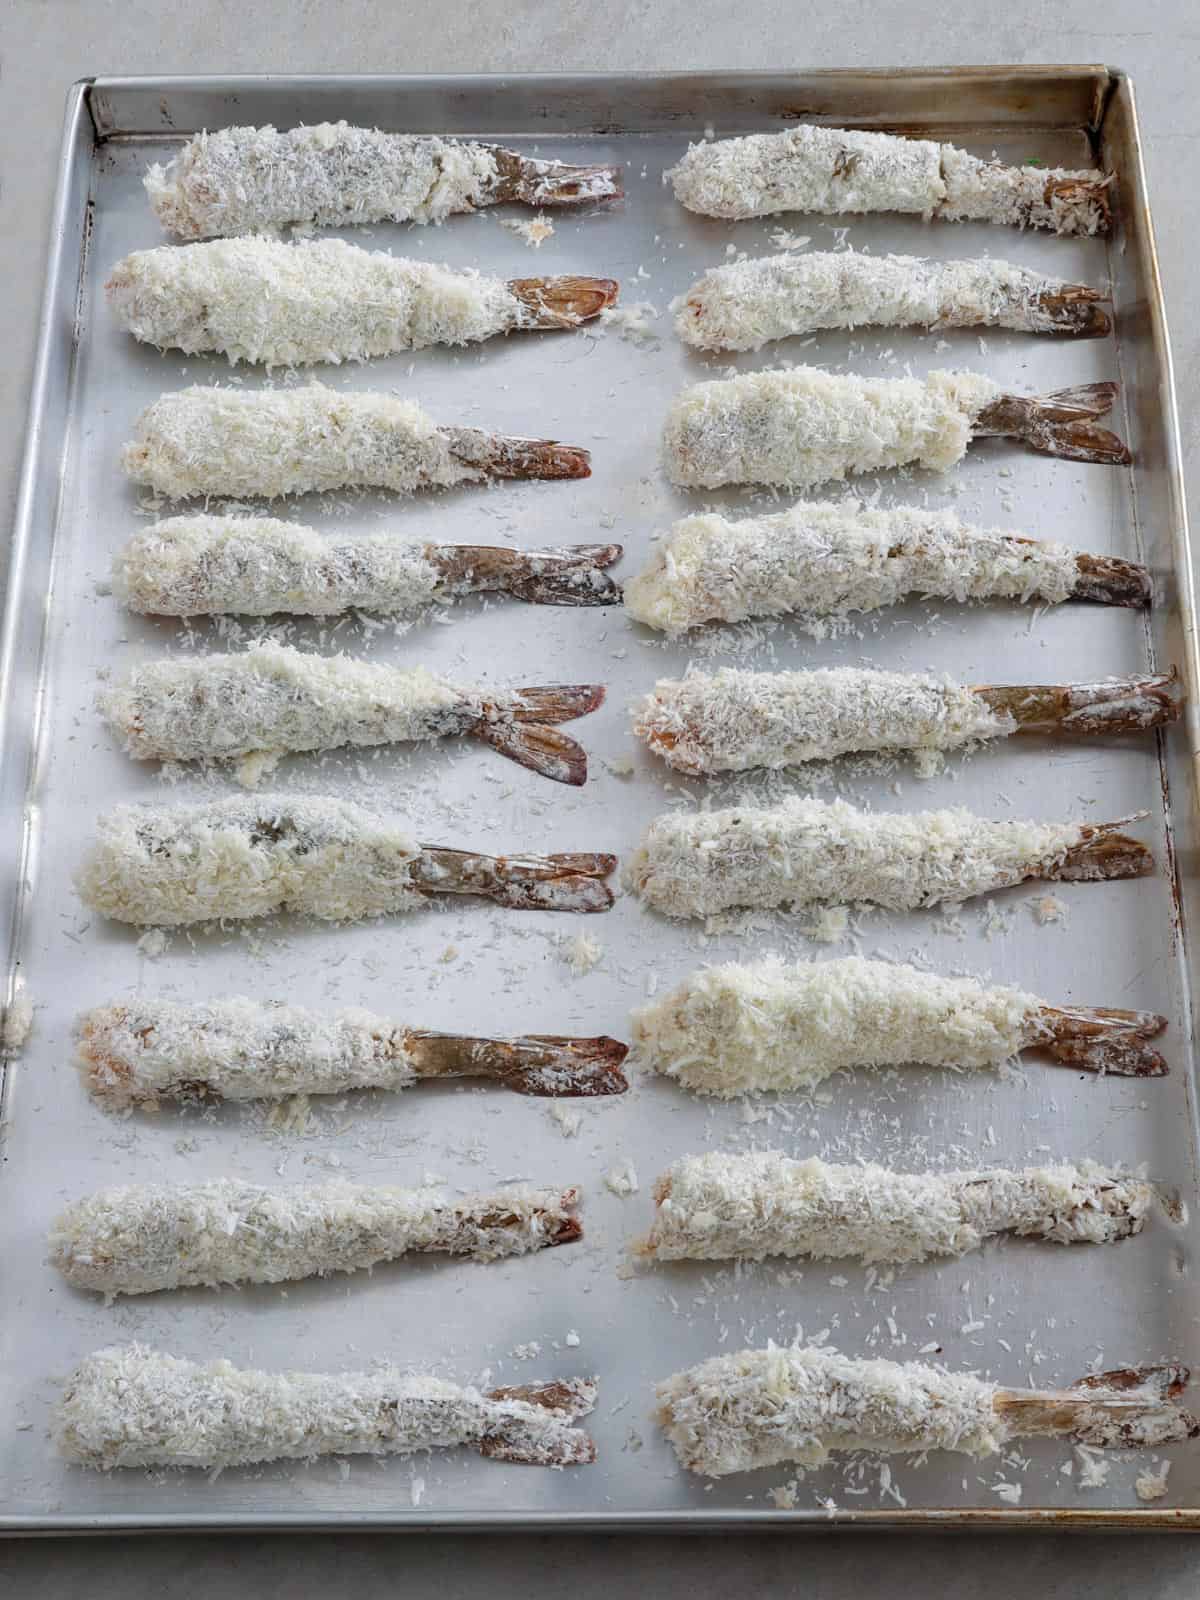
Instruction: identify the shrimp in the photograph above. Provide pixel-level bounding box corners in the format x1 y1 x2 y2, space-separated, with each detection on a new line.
632 955 1168 1093
667 123 1111 235
637 1153 1153 1264
76 794 616 927
51 1179 583 1296
57 1345 598 1469
122 385 590 500
108 238 618 366
663 370 1130 491
622 503 1148 635
633 667 1180 776
114 515 623 616
657 1349 1196 1478
76 996 629 1107
99 645 604 786
145 122 622 239
628 797 1151 921
675 252 1109 350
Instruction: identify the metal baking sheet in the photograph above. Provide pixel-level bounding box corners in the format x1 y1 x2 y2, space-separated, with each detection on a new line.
2 69 1198 1531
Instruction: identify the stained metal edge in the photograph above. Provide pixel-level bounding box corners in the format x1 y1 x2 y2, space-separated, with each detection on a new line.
85 66 1114 141
4 1506 1200 1536
3 65 1198 1537
0 81 93 1093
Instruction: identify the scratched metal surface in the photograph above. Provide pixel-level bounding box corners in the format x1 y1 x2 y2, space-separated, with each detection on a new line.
1 70 1198 1529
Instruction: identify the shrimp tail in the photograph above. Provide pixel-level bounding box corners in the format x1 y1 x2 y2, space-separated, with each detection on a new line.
428 542 623 606
445 427 591 481
975 382 1132 464
1072 552 1153 608
413 848 616 912
976 671 1181 737
510 276 620 328
995 1365 1199 1448
404 1030 629 1096
1034 1005 1169 1077
1046 813 1154 882
480 1376 600 1465
1029 285 1112 338
489 146 623 208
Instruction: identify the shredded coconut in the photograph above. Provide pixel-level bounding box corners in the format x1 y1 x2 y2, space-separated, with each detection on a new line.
662 367 999 490
122 385 481 501
604 1161 640 1198
1031 893 1069 927
656 1345 1003 1476
597 301 661 345
632 955 1040 1095
145 124 501 238
666 124 1109 236
500 214 554 248
638 1152 1150 1263
628 798 1089 921
75 997 424 1106
50 1179 580 1295
75 793 423 927
1136 1459 1172 1501
561 932 603 976
673 252 1098 350
99 644 515 765
1 988 34 1052
114 515 441 618
623 503 1078 635
56 1344 597 1470
632 667 1013 774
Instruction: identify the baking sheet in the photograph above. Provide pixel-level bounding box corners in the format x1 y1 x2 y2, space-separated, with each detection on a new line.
2 69 1199 1530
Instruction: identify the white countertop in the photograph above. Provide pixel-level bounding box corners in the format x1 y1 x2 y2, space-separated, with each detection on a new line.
2 1 1199 1592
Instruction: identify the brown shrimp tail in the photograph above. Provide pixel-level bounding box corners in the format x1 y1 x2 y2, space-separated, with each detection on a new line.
996 1364 1199 1449
510 685 606 725
1047 812 1154 882
1030 285 1112 338
474 1188 583 1249
429 542 623 606
489 146 623 208
1072 552 1153 608
404 1030 629 1096
976 671 1181 738
1045 173 1115 235
471 719 590 786
413 847 616 912
446 427 591 481
510 276 620 328
1034 1004 1169 1077
976 383 1132 464
480 1375 599 1465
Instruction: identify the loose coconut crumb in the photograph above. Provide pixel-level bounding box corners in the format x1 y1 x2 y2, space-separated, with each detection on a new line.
562 933 603 976
598 301 661 346
605 754 636 777
136 928 169 958
1135 1459 1171 1501
501 213 554 248
548 1102 582 1139
604 1161 640 1198
1 989 34 1052
1030 894 1069 927
1074 1445 1111 1488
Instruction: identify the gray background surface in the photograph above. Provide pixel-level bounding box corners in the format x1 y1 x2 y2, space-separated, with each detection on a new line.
2 1 1199 1592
